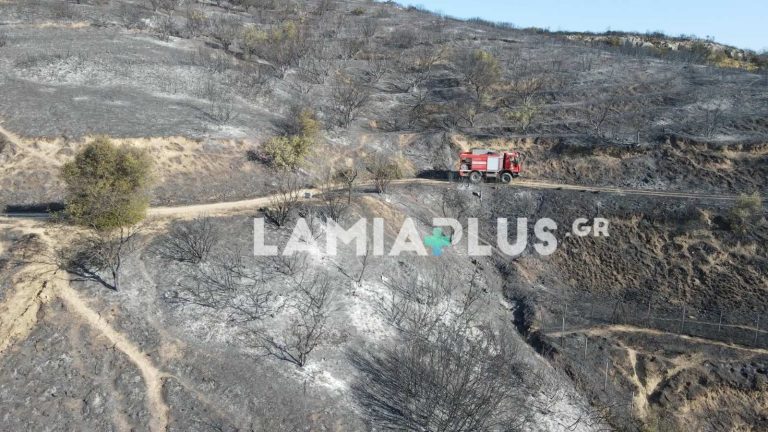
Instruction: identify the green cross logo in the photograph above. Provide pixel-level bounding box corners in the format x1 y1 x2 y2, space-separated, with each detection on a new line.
424 227 451 256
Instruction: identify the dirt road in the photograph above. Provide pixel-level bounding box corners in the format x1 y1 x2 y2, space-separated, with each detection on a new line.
2 177 751 220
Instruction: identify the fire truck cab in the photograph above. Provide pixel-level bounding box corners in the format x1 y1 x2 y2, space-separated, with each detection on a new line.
458 148 522 184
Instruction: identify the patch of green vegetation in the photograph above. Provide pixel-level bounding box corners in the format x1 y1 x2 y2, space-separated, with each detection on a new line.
61 137 153 229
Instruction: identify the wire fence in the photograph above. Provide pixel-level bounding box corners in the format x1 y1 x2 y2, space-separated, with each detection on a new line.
539 291 768 349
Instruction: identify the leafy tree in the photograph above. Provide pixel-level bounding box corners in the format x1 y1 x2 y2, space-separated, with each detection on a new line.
61 137 152 229
265 107 320 169
263 135 311 170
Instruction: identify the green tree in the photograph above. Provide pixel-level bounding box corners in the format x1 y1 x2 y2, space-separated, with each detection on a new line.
264 107 319 170
61 137 152 229
263 135 313 170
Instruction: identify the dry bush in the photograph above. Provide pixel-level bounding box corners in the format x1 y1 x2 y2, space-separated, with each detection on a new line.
57 227 141 291
50 1 75 19
266 176 302 227
454 49 501 99
171 248 276 322
385 27 419 49
313 0 337 16
184 6 208 37
253 273 336 367
262 253 309 278
240 21 311 76
147 0 177 13
316 169 349 221
117 3 145 29
279 104 320 137
157 14 177 41
209 15 241 51
156 217 219 264
366 153 404 193
330 72 371 127
349 321 529 431
728 193 764 234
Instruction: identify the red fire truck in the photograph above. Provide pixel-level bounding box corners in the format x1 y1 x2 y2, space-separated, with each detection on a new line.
458 148 522 183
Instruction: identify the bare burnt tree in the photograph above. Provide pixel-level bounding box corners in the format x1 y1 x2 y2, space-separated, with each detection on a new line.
320 185 349 222
357 17 379 43
581 96 620 139
147 0 178 14
453 47 501 99
366 153 402 194
379 270 456 333
262 252 309 278
362 56 390 85
208 15 241 51
297 47 332 85
244 22 312 77
313 0 337 16
156 216 219 264
440 188 478 226
172 248 276 323
444 98 480 129
699 96 731 138
253 273 335 367
349 322 530 431
334 245 370 285
266 175 302 227
57 226 141 291
314 167 348 221
391 45 445 93
499 76 546 108
330 72 371 127
336 166 359 204
384 27 420 49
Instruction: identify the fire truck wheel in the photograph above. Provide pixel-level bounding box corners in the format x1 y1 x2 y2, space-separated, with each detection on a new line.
469 171 483 183
500 172 513 184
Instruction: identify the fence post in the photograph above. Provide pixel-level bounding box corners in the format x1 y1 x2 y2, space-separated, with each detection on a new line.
679 303 686 334
584 335 588 360
755 314 761 345
561 302 568 348
603 357 610 391
646 297 652 324
718 310 723 332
